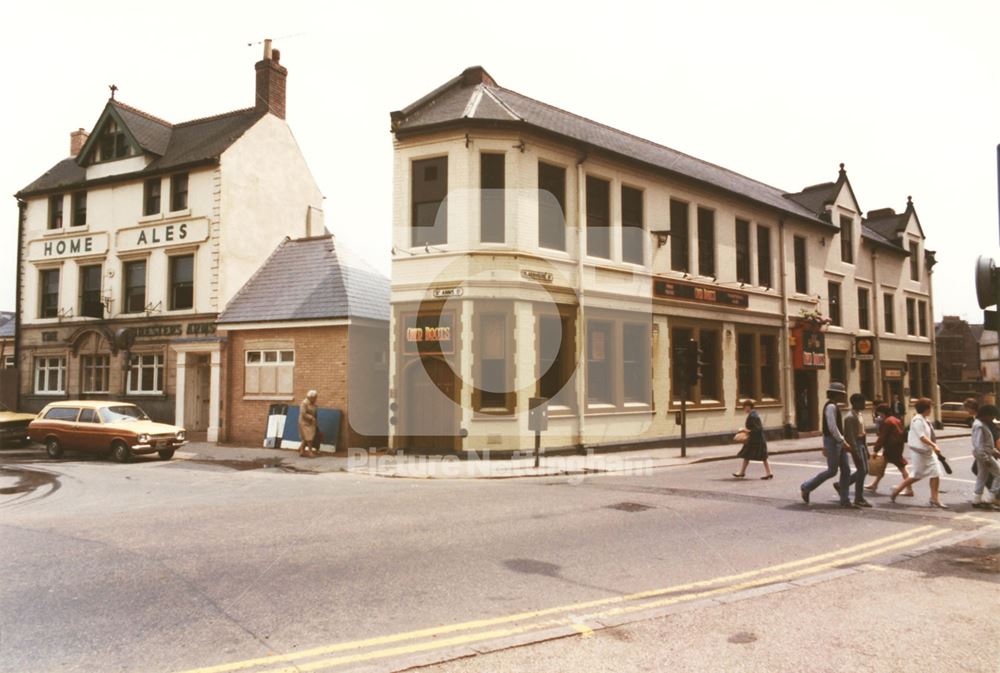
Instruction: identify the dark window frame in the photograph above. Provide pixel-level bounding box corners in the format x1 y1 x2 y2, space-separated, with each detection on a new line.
756 225 772 288
735 218 751 284
828 281 842 327
473 308 515 415
883 293 895 333
143 178 161 216
411 156 449 247
909 242 920 280
48 194 64 230
123 259 147 314
839 215 854 264
479 153 505 244
858 287 870 331
79 264 103 319
917 300 928 337
71 191 87 227
670 324 722 407
39 268 60 318
621 186 644 265
168 254 194 311
670 199 690 273
736 329 781 403
696 207 715 277
905 297 916 335
170 173 189 212
585 175 611 259
538 161 567 251
536 307 576 410
793 235 808 294
586 319 614 405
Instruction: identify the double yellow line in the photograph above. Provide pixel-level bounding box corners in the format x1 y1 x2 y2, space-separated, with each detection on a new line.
168 525 947 673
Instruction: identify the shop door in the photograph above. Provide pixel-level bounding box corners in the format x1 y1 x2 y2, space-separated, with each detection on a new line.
404 357 458 452
794 370 818 432
185 355 210 432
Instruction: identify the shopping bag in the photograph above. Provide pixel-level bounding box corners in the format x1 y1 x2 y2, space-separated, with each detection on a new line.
868 452 886 478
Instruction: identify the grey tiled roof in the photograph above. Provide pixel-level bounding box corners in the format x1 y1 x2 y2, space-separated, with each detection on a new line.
18 102 264 196
392 67 833 228
218 236 390 325
0 311 15 338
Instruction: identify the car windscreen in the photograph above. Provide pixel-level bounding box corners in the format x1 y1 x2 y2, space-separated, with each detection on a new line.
99 406 149 423
44 407 81 422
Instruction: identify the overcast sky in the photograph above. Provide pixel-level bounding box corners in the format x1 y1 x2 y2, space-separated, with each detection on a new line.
2 1 997 321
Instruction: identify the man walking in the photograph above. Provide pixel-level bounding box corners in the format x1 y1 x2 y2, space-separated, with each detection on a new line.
801 382 856 508
840 393 872 507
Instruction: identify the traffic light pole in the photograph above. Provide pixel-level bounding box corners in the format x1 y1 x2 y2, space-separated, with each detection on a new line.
680 385 687 458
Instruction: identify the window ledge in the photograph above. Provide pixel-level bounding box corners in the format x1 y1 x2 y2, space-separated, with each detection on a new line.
166 208 192 219
68 224 90 233
33 391 66 396
126 392 165 397
42 228 66 237
243 395 294 401
585 408 654 417
138 213 164 224
472 412 517 421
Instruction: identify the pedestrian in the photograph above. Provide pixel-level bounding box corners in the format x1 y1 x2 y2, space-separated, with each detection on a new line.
297 390 320 458
965 397 996 493
801 382 855 508
873 397 885 433
866 404 913 496
891 393 905 421
837 393 872 507
890 397 947 508
732 399 773 480
970 404 1000 510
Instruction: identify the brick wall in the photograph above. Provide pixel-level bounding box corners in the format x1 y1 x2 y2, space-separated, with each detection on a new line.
224 325 387 450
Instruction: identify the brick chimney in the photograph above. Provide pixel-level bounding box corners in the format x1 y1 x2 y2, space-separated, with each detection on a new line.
69 128 89 157
255 39 287 119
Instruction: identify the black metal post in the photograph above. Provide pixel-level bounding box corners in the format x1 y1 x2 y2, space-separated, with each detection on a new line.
680 387 687 458
534 429 541 468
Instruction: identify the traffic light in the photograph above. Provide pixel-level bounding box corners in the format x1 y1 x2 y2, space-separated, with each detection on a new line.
686 338 704 387
975 255 1000 330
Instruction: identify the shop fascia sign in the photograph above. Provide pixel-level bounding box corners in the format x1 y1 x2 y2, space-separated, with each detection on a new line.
117 219 209 251
29 233 110 260
403 312 454 355
854 336 876 360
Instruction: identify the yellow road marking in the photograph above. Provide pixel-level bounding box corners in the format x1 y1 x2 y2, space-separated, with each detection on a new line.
250 528 949 673
571 623 595 639
166 525 940 673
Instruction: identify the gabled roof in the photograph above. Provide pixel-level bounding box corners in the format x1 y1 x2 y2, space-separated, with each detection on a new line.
218 236 390 325
0 311 14 338
18 101 264 197
392 67 834 229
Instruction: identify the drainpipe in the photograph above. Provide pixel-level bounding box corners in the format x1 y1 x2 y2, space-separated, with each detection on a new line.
575 155 587 451
778 218 793 434
927 262 940 417
14 199 26 409
871 249 882 392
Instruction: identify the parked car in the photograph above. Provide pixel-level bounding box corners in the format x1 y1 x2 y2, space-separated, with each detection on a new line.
28 401 186 462
0 402 36 446
940 401 974 427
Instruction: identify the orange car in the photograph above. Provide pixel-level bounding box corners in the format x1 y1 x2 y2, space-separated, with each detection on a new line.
28 401 187 462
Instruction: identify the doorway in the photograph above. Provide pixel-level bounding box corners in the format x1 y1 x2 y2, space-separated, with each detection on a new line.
794 370 818 432
403 356 459 452
184 354 210 432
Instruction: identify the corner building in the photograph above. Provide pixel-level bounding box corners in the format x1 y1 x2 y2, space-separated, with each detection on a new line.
388 66 936 454
14 44 324 441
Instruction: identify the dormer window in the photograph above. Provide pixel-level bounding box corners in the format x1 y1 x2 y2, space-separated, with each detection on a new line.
96 119 133 162
909 241 920 280
839 215 853 264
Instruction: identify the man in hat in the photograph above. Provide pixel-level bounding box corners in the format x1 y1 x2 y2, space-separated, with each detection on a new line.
801 381 856 508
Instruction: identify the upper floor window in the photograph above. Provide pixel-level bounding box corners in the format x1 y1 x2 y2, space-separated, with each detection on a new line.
906 297 916 335
883 293 895 333
71 192 87 227
670 199 689 273
735 218 751 284
97 120 132 161
757 225 772 288
168 254 194 311
123 259 147 314
918 300 928 337
586 176 611 259
828 281 841 326
840 215 853 263
621 186 644 265
696 207 715 277
170 173 189 212
909 242 920 280
48 195 64 230
143 178 161 216
411 157 448 246
39 268 60 318
538 162 566 251
79 264 103 319
858 287 870 330
793 236 808 294
480 154 505 244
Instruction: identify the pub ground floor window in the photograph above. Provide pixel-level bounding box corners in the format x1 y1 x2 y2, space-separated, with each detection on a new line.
34 356 66 394
670 324 721 406
829 350 848 388
474 309 514 414
908 358 932 399
859 359 875 403
736 329 780 402
537 308 576 409
81 354 111 394
128 352 165 394
584 316 651 410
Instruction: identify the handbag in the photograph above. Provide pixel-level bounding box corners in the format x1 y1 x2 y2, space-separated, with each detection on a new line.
733 429 750 444
938 453 953 475
868 452 886 478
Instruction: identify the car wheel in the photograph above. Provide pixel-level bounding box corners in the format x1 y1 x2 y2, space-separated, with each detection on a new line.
111 441 132 464
157 449 175 460
45 437 64 458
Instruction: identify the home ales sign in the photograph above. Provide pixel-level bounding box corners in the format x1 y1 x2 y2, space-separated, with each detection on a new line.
117 219 209 251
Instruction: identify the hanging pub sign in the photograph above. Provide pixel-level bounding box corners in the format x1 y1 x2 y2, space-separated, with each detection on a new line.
854 336 876 361
792 323 826 370
402 312 455 356
652 279 749 309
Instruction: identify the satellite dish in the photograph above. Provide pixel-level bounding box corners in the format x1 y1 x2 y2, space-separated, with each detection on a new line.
975 255 997 309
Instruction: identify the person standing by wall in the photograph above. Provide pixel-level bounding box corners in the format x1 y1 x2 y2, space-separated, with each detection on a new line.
890 398 947 508
801 382 855 507
298 390 319 458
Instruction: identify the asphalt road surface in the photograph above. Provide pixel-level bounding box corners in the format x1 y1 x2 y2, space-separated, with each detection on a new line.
1 436 997 673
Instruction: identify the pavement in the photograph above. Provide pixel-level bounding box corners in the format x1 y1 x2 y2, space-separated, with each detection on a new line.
173 427 974 480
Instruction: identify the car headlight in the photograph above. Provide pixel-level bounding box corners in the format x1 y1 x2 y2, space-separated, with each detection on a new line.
137 434 150 444
176 431 186 441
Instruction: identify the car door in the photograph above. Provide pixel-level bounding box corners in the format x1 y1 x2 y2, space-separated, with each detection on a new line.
75 408 104 452
44 406 81 448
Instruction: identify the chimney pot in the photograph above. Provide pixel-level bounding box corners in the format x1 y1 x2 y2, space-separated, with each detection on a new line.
69 128 89 158
255 42 288 119
263 38 272 60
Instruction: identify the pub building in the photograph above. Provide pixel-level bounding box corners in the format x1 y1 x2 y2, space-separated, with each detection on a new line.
13 41 325 441
387 66 936 454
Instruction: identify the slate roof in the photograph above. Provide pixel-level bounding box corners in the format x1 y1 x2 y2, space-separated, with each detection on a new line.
0 311 14 339
392 67 835 229
18 101 264 196
218 236 390 325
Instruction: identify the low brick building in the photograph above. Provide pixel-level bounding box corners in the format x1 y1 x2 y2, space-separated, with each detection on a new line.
218 235 389 450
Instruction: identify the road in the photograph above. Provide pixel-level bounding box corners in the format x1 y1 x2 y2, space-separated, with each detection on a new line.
1 436 997 673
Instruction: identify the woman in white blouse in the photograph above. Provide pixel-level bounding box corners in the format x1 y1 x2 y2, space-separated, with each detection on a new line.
890 398 947 508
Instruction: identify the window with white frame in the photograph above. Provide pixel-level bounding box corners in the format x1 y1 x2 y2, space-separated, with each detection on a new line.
34 356 66 394
128 353 165 394
245 349 294 396
81 354 111 393
3 355 14 369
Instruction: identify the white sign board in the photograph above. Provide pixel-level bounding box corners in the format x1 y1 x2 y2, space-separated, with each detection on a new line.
117 219 209 252
28 233 110 261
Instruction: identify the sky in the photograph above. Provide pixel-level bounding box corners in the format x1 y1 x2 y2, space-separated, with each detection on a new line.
1 0 998 321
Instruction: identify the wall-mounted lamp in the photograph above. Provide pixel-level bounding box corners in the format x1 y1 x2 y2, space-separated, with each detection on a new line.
819 237 826 247
650 229 671 247
144 301 162 317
